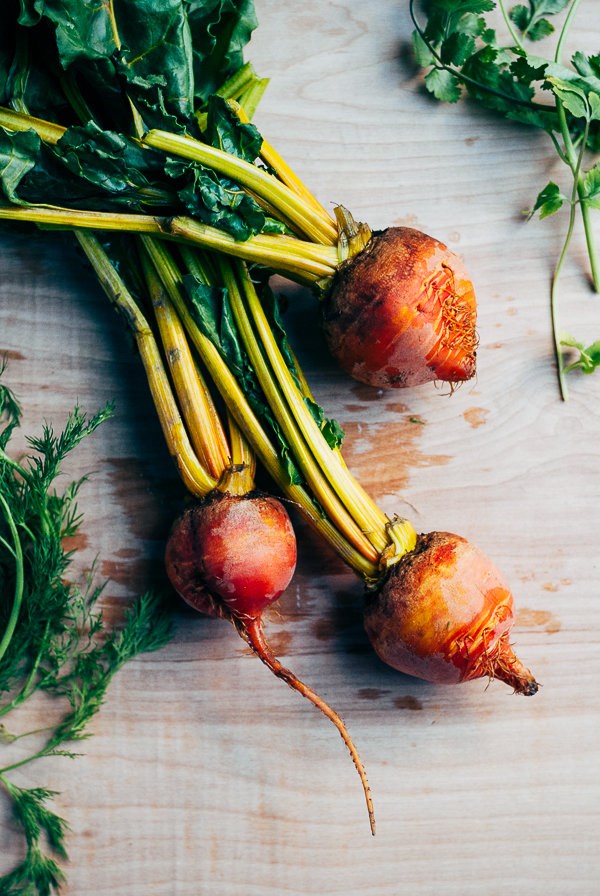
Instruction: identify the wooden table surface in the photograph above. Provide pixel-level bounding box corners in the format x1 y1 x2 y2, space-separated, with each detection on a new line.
1 2 600 894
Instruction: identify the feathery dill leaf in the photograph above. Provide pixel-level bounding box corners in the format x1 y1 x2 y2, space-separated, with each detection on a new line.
0 377 173 895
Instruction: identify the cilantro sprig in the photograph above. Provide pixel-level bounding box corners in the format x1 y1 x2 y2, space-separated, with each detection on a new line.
0 375 173 895
411 0 600 399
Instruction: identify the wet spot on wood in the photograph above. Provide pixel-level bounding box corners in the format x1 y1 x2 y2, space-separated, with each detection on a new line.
340 419 450 500
61 532 90 552
0 349 25 360
447 232 460 243
465 136 480 146
515 607 562 634
357 688 390 700
393 213 419 227
485 342 504 350
385 402 411 415
344 404 369 413
542 582 559 592
350 382 386 402
100 557 170 595
103 457 186 541
264 629 293 657
394 695 423 711
507 307 518 316
463 407 489 429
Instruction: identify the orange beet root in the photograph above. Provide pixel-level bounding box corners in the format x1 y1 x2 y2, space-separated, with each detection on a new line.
166 476 375 834
322 227 477 389
364 532 538 695
166 489 297 620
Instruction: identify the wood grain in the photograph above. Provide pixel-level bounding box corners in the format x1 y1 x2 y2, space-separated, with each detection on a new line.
1 2 600 894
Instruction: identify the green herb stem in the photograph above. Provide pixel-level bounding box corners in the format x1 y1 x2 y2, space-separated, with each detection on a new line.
551 111 590 400
555 0 584 67
0 494 24 665
497 0 525 51
0 642 45 718
553 0 600 293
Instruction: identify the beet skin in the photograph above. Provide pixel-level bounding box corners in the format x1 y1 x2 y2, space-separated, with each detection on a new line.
322 227 477 389
364 532 537 695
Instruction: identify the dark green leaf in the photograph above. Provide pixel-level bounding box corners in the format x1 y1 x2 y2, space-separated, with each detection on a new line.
510 5 530 32
205 94 262 161
432 0 496 14
527 18 555 41
532 181 567 218
166 156 265 240
18 0 118 67
0 126 40 205
54 121 171 209
424 68 462 103
412 30 434 67
440 32 476 67
116 0 195 127
509 55 548 86
186 0 259 103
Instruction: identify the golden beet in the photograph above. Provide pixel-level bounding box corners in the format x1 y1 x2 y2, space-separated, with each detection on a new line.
364 532 538 695
322 227 477 389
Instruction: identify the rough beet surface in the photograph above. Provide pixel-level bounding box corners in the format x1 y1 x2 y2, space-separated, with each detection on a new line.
322 227 477 389
364 532 538 695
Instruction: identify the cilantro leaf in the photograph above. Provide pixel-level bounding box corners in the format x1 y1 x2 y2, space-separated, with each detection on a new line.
583 165 600 208
560 333 600 374
531 181 568 218
425 68 462 103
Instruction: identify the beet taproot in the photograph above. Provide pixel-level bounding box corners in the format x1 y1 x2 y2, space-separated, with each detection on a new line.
166 466 376 834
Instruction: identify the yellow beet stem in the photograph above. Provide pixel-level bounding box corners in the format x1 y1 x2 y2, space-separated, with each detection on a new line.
0 204 337 281
142 129 338 245
139 238 377 577
227 410 256 478
138 242 230 480
215 62 258 101
227 99 335 225
0 105 66 143
219 258 380 563
169 217 338 279
236 262 390 553
73 231 215 497
236 79 270 120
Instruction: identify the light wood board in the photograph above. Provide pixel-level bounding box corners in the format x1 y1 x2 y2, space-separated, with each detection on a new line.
1 2 600 893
